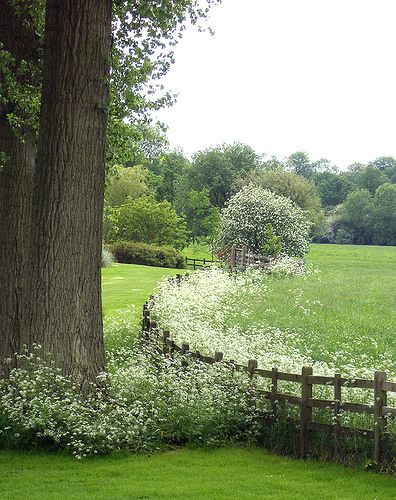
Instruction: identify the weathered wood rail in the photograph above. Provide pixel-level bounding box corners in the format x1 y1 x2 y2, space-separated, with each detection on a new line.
185 256 219 270
142 300 396 463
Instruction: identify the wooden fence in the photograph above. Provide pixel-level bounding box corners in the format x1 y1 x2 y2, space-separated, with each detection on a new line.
142 300 396 463
185 256 219 270
185 245 272 271
230 244 271 270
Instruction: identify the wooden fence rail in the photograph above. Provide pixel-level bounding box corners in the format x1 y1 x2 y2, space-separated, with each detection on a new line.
230 244 271 270
142 300 395 463
185 256 219 270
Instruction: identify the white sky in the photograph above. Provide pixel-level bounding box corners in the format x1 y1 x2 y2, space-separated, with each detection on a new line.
155 0 396 169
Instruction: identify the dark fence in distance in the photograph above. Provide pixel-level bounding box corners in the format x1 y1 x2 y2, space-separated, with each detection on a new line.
142 297 394 464
185 256 220 270
185 245 270 271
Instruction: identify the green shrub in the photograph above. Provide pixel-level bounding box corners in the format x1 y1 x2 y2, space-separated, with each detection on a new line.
107 197 188 249
109 241 186 269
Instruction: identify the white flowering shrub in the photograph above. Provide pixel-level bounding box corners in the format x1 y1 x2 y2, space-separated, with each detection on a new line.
218 186 311 257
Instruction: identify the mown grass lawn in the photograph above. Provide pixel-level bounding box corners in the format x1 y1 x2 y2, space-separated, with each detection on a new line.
2 244 396 499
1 447 396 500
102 263 185 320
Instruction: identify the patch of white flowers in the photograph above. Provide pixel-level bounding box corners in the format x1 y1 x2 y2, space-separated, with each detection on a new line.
218 186 311 257
0 318 262 458
152 266 396 417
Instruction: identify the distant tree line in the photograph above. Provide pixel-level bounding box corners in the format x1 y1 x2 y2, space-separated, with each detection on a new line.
104 131 396 249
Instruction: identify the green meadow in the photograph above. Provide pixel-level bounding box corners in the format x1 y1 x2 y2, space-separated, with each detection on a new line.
243 244 396 370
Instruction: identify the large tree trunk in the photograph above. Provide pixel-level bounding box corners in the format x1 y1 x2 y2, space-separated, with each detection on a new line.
0 123 35 371
0 1 38 372
29 0 112 387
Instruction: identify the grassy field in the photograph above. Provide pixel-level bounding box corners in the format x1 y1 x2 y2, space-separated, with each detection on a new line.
2 243 396 498
102 263 183 320
164 240 396 374
247 244 396 370
182 242 214 260
1 447 396 499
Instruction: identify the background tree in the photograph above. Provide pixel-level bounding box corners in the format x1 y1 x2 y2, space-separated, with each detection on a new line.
148 149 190 203
105 165 154 207
107 121 168 177
355 165 388 194
108 197 188 249
371 156 396 183
183 189 219 243
338 189 374 245
372 183 396 245
286 151 314 179
234 168 321 214
187 143 262 207
313 171 352 206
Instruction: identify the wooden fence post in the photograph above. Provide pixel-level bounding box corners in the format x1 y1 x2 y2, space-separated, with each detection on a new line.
373 370 387 463
229 359 235 377
271 367 278 419
141 309 150 339
215 351 224 362
162 331 170 354
230 244 236 270
333 373 342 458
300 366 313 458
180 343 189 368
241 245 247 270
248 359 258 381
149 320 157 334
168 339 175 357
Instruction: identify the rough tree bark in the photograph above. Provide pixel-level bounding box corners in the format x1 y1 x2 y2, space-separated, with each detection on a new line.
28 0 112 387
0 1 38 371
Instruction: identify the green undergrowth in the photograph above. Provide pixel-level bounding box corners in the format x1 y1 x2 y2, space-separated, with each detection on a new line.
1 447 395 500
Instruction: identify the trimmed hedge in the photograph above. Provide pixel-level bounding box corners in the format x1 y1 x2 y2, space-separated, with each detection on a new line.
108 241 186 269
